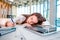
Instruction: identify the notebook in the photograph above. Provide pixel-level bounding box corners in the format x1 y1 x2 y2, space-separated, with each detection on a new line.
25 25 57 35
0 27 16 36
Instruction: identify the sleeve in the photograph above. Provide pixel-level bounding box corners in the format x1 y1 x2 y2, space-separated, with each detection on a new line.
42 21 50 25
13 15 26 24
0 19 9 26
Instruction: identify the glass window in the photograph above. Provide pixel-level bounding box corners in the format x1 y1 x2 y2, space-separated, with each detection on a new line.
57 0 60 18
57 0 60 5
57 5 60 18
56 0 60 27
41 0 49 20
17 0 49 19
44 1 48 12
41 4 43 16
17 6 30 15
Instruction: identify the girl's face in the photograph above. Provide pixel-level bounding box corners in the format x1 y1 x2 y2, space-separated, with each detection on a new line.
26 15 38 24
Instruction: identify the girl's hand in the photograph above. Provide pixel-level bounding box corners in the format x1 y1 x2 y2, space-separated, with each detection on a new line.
5 21 15 27
23 23 33 29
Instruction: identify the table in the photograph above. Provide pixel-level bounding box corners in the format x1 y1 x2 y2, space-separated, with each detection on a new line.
0 25 60 40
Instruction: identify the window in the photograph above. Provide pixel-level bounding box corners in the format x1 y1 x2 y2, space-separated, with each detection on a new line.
40 0 49 20
17 0 49 20
17 6 30 15
57 0 60 4
56 0 60 27
57 0 60 18
57 5 60 18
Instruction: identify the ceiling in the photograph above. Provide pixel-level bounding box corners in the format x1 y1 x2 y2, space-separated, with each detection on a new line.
4 0 47 7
